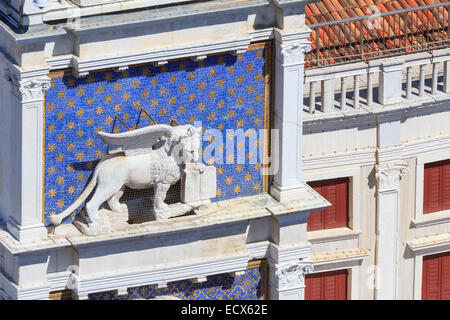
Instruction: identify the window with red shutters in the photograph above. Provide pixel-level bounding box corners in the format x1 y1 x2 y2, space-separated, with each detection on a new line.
422 251 450 300
305 269 348 300
307 177 349 231
423 159 450 214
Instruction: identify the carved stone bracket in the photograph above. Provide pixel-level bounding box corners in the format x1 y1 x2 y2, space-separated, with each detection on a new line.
275 261 314 289
376 161 409 192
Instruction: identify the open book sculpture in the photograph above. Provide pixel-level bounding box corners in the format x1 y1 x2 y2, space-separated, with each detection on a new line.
49 124 216 236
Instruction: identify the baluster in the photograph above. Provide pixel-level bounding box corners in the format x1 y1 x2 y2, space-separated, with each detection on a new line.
419 64 425 97
321 78 335 112
406 66 412 99
444 61 450 94
367 72 373 107
340 77 347 110
431 62 438 95
354 74 360 108
309 81 316 114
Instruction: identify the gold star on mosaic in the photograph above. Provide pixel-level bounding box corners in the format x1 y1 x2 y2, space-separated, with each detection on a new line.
67 142 75 151
76 109 85 118
86 139 94 147
67 186 75 194
234 185 242 194
198 82 206 90
113 82 122 91
133 101 141 108
132 80 141 88
57 176 64 185
48 189 56 198
48 167 56 175
57 199 65 208
225 176 233 184
48 144 56 152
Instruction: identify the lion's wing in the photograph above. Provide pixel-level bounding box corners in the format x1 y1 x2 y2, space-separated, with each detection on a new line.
98 124 173 156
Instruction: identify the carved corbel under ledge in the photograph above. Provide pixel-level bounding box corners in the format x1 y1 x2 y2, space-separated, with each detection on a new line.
375 161 409 192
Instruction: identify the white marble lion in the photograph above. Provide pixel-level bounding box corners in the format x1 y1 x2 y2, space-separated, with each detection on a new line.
49 124 203 229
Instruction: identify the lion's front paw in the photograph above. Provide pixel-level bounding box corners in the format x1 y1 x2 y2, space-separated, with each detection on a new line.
154 205 170 220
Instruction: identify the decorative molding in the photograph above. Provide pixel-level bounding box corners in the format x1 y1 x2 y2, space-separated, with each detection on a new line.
74 253 250 299
307 227 361 244
411 209 450 228
274 261 314 289
407 232 450 255
19 78 51 101
72 38 252 76
375 161 409 192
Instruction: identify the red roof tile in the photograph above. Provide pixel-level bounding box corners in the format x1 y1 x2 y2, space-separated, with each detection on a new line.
305 0 449 67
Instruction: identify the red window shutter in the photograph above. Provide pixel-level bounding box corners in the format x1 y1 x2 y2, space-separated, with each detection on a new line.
306 269 348 300
422 254 441 300
308 186 325 231
307 178 349 231
441 254 450 300
424 159 450 214
442 163 450 211
424 165 441 214
305 273 322 300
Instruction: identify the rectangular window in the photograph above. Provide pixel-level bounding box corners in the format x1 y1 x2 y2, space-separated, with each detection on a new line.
305 269 348 300
423 159 450 214
307 177 349 231
422 251 450 300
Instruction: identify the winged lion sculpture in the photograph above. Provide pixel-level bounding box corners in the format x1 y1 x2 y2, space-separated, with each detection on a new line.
49 124 205 231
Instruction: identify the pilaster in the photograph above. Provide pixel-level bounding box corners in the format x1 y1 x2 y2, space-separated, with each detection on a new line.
270 28 311 202
374 161 408 300
3 65 50 243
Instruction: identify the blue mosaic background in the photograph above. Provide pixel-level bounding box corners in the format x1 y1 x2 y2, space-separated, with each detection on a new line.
44 44 270 225
87 261 266 300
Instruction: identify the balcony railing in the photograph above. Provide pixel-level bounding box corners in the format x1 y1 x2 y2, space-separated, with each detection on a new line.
305 2 450 69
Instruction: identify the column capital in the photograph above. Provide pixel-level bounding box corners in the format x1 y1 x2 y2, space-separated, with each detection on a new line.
275 261 314 289
376 161 409 192
18 77 52 102
4 66 51 102
274 28 311 66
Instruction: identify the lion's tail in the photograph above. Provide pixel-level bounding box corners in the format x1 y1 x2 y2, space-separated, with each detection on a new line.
49 169 100 226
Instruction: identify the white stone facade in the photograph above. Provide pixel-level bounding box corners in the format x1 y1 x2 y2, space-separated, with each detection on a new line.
0 0 448 300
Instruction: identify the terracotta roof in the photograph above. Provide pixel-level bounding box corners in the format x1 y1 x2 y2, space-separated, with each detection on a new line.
305 0 449 67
